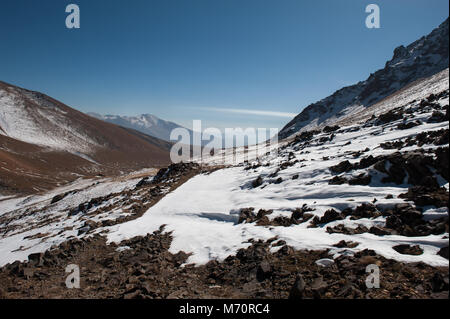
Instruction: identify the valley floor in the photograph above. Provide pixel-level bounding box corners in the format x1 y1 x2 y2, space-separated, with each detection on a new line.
0 78 449 299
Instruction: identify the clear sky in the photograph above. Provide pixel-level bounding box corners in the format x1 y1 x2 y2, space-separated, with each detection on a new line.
0 0 448 131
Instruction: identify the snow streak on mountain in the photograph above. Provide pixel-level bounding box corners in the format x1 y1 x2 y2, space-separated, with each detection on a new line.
88 113 191 143
0 82 171 194
279 18 449 138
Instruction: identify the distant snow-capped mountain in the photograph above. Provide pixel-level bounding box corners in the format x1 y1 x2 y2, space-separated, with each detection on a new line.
279 18 449 139
0 81 171 194
88 113 191 142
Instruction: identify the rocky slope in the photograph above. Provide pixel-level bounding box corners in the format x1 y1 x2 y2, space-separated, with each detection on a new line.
0 18 449 300
279 18 449 139
88 113 192 143
1 232 448 299
0 81 172 195
1 71 447 299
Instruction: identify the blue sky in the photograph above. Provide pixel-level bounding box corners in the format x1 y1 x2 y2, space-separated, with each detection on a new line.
0 0 448 131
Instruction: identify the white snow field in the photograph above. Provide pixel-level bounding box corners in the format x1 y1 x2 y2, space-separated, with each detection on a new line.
0 170 157 266
107 72 449 267
0 70 449 268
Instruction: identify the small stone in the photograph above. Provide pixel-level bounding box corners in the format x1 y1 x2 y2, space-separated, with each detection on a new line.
256 261 272 281
315 258 335 267
289 275 305 299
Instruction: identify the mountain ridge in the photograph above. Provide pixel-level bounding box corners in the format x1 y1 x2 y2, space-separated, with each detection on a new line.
0 80 171 195
88 112 192 143
279 17 449 138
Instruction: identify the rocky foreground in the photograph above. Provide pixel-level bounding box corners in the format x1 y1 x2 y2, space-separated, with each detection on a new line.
0 229 448 299
1 87 449 299
0 159 448 299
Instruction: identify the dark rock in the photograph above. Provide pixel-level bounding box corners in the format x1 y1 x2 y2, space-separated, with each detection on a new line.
316 209 343 225
51 193 66 204
291 204 314 221
333 240 359 248
397 121 421 130
369 226 391 236
427 111 447 123
289 275 305 299
28 253 44 266
256 209 273 219
385 215 403 230
393 244 423 255
337 283 363 298
393 203 423 225
311 276 328 296
327 224 369 235
123 290 144 299
330 160 353 174
136 177 151 187
152 162 200 184
377 109 402 124
280 160 298 170
323 125 340 133
238 208 256 224
437 246 449 259
399 186 449 208
274 177 283 184
252 176 263 188
279 245 294 255
431 272 449 292
256 261 272 281
271 216 296 227
343 203 381 219
77 226 91 236
348 174 372 185
272 240 286 247
329 175 347 185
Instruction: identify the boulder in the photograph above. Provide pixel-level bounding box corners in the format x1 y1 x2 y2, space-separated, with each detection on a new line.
392 244 423 255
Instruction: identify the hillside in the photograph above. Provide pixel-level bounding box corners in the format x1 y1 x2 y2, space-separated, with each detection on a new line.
0 18 448 300
0 81 171 195
0 68 448 298
279 18 449 138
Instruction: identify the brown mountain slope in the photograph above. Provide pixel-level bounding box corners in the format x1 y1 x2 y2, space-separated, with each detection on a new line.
0 81 172 195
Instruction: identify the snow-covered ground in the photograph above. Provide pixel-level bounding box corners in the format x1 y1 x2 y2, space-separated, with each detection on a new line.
0 87 98 153
107 77 449 267
338 69 449 128
1 71 448 270
0 170 156 266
